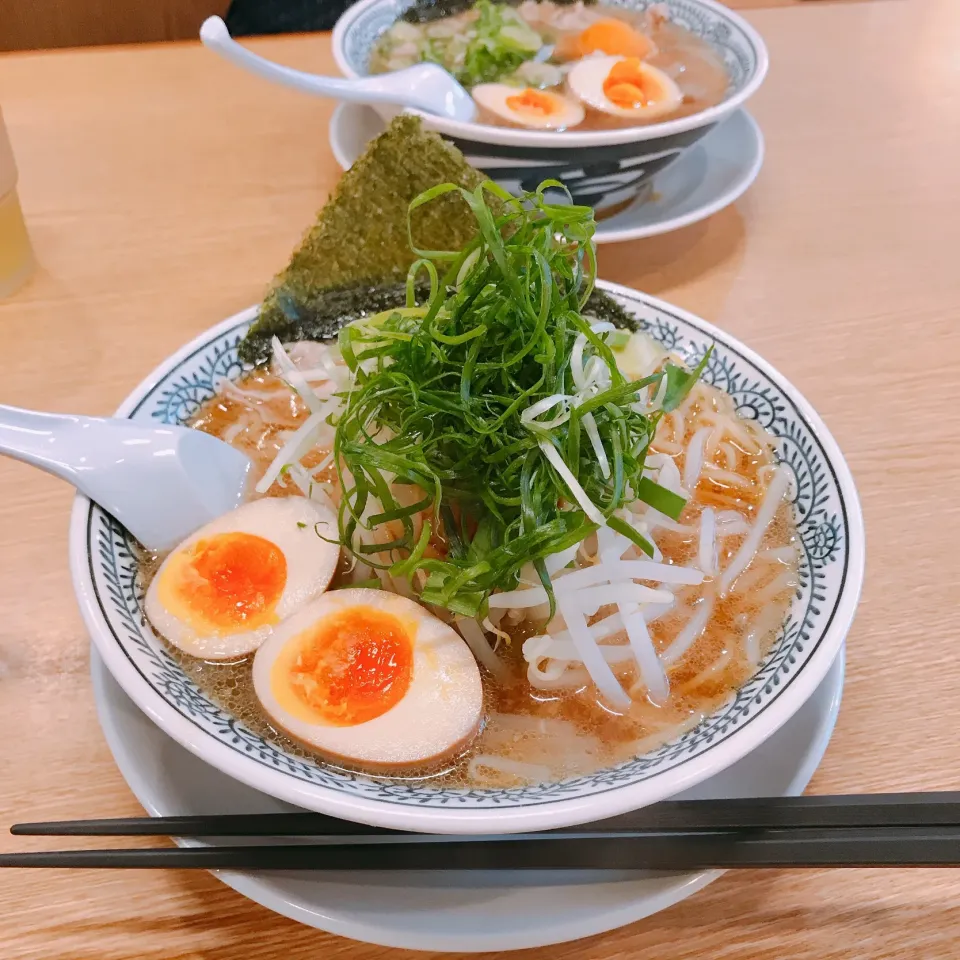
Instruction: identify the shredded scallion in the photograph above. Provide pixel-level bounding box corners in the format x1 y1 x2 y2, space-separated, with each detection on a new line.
333 181 706 618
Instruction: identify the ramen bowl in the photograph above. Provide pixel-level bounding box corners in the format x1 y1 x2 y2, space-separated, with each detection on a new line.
332 0 768 215
70 282 863 834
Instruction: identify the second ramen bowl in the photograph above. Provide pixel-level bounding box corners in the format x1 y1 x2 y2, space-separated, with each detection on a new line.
332 0 768 215
70 282 863 835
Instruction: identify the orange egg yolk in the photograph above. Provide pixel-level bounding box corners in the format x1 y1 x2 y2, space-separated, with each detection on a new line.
160 531 287 633
574 19 654 59
505 88 563 119
603 58 654 109
279 607 414 727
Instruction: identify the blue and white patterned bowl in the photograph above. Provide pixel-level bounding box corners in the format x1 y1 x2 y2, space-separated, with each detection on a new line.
69 282 863 834
332 0 768 214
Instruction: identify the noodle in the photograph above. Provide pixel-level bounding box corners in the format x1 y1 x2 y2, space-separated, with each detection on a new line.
683 427 710 490
661 598 714 666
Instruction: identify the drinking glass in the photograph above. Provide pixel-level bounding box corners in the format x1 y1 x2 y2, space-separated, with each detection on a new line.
0 107 34 298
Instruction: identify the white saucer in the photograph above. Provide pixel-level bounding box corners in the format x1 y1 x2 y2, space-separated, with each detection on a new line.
328 104 763 245
91 645 843 952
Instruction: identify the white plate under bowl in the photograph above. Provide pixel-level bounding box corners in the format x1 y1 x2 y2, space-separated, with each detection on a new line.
328 104 763 244
92 645 844 952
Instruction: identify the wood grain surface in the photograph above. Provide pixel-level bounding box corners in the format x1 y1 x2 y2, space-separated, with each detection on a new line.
2 1 960 957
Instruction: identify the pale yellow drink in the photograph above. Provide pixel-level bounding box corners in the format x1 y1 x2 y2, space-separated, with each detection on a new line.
0 107 33 298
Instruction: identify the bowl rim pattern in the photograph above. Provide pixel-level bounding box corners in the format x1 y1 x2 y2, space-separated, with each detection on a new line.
331 0 770 149
69 283 864 834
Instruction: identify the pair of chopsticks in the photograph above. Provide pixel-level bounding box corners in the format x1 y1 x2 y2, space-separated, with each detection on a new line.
5 792 960 870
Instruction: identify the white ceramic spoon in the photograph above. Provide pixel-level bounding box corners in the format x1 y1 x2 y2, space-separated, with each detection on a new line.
0 405 251 552
199 16 477 123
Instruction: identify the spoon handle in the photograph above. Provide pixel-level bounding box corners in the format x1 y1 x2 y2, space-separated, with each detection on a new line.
0 404 96 485
200 17 405 109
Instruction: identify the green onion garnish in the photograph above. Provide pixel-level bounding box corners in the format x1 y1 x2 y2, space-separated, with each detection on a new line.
635 478 687 522
333 181 705 618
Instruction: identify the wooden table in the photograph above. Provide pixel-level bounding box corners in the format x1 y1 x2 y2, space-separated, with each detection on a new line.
2 1 960 956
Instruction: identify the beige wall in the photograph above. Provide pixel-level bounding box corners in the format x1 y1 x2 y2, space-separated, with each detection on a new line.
0 0 229 52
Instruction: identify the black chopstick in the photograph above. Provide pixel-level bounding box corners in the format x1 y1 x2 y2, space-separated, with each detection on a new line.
6 827 960 870
14 792 960 838
11 811 390 838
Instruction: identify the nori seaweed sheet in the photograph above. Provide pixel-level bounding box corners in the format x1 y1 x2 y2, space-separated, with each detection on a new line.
240 281 421 365
581 289 641 332
401 0 595 24
243 115 488 359
240 108 637 366
240 284 639 365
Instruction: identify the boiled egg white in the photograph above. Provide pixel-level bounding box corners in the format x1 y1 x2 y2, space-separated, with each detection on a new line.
568 56 683 121
252 588 483 769
145 496 340 660
473 84 585 131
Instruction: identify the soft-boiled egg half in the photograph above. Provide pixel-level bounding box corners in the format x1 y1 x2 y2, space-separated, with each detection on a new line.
145 496 340 660
472 84 585 131
567 56 683 121
252 588 483 769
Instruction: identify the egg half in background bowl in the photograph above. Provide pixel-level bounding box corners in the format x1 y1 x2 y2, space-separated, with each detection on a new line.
333 0 769 215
